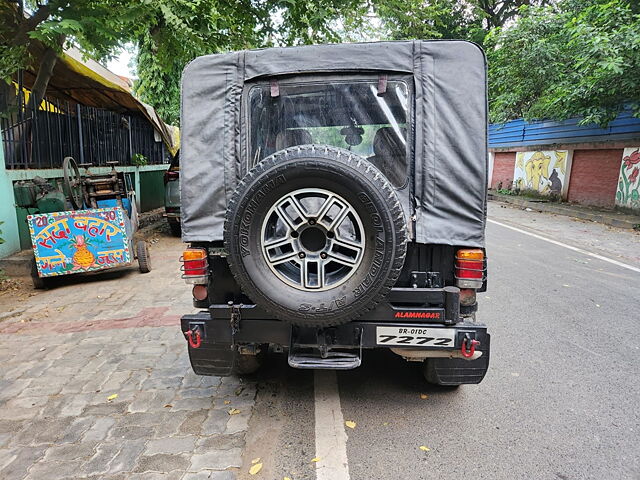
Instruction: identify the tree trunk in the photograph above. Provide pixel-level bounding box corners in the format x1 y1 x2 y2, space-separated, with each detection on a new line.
25 34 66 115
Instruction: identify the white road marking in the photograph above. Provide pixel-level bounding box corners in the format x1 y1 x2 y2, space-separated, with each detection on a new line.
488 219 640 274
314 370 350 480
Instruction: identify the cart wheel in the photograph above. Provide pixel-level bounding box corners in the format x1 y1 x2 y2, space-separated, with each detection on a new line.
63 156 83 210
30 257 47 289
137 240 151 273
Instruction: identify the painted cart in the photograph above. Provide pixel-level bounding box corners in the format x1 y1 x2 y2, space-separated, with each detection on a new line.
27 157 151 288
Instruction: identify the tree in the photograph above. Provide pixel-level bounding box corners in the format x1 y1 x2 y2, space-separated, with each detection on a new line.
132 0 364 125
0 0 145 115
371 0 548 45
486 0 640 125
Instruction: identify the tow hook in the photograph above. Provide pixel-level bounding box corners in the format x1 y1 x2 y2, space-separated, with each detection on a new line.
185 326 202 349
461 334 480 358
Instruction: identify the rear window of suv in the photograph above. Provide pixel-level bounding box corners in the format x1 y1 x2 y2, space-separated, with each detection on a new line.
247 77 411 188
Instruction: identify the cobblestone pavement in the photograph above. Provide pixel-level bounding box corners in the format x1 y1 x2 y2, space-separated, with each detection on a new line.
0 230 255 479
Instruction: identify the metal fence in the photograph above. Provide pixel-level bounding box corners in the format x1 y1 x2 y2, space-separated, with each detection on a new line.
1 93 168 170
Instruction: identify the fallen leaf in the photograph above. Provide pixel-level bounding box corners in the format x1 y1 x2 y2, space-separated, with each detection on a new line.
420 394 428 399
251 457 261 464
419 446 430 452
345 420 356 429
284 477 292 480
235 387 244 396
107 394 118 401
249 462 263 475
228 408 241 415
164 404 172 408
383 422 389 426
311 457 321 463
224 400 231 405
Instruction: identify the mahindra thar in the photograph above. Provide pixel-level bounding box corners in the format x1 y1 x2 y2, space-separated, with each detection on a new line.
179 40 490 386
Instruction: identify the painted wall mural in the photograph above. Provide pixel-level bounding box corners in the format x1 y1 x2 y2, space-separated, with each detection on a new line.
616 148 640 210
513 150 568 196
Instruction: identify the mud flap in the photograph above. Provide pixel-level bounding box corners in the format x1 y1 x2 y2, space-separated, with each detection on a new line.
423 334 491 385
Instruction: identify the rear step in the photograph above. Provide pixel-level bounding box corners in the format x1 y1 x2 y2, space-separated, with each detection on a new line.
288 328 363 370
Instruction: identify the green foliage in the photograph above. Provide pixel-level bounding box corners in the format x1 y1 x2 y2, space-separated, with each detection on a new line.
486 0 640 126
131 153 149 166
373 0 486 44
0 220 4 245
132 0 364 125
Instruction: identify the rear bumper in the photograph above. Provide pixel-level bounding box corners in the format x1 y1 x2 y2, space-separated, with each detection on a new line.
180 290 489 356
180 309 488 351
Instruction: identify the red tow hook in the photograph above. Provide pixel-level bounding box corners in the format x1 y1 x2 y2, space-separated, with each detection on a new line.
185 327 202 349
461 337 480 358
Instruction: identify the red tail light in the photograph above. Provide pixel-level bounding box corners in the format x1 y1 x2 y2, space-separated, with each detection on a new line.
455 249 485 288
164 170 179 184
181 248 208 283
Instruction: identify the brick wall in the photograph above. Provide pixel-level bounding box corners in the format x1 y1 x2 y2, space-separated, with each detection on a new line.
567 149 623 208
491 152 516 189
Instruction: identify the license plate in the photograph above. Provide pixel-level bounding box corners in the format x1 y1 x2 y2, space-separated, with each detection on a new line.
376 326 456 347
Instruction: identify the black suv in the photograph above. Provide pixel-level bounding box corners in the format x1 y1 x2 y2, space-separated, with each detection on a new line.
179 40 490 386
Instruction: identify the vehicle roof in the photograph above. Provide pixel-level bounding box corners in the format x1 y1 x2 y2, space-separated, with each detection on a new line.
180 40 488 247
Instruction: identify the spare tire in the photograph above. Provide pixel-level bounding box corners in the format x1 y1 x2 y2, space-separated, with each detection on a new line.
224 145 407 327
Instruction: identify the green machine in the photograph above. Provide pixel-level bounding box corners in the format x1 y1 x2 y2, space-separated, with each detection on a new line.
14 177 66 213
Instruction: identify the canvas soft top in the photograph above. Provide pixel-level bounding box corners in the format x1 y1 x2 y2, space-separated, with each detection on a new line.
180 40 488 246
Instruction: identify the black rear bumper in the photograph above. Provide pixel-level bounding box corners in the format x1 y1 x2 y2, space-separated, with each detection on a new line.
180 287 490 383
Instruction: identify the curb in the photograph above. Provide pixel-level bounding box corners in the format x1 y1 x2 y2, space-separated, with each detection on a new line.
489 193 640 230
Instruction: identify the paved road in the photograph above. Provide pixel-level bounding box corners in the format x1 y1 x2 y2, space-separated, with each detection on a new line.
1 205 638 479
241 204 640 480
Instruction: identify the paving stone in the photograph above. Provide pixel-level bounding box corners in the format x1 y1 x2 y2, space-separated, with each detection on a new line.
189 449 242 471
0 446 46 480
179 410 209 436
24 459 84 480
171 396 214 411
129 390 176 413
0 448 17 471
5 395 49 409
179 387 217 399
101 371 132 391
0 379 31 401
182 472 237 480
195 434 245 453
43 441 98 462
144 436 197 455
108 439 147 474
154 411 190 437
108 425 156 441
80 442 121 476
128 472 183 480
141 376 184 391
0 419 24 435
61 374 103 394
59 416 96 444
202 409 232 436
134 453 191 473
58 393 92 417
120 370 150 391
82 401 129 416
119 412 167 428
0 404 41 421
224 410 251 435
0 433 10 448
83 417 116 442
10 416 75 446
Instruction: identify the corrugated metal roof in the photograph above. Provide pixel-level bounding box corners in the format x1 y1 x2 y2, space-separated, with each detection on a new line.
489 111 640 148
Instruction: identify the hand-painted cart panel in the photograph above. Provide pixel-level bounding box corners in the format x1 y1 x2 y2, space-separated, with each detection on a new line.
28 207 132 277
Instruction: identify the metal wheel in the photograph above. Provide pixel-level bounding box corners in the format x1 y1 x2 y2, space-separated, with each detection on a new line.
260 188 365 291
62 156 83 209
